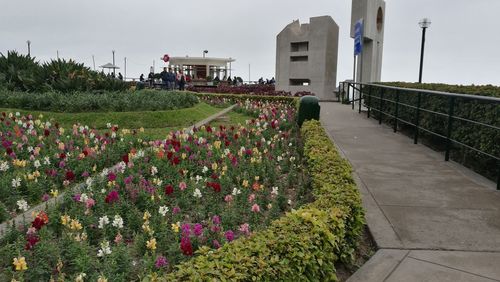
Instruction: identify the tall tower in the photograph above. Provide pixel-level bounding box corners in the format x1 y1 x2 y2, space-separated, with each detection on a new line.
276 16 339 100
351 0 385 83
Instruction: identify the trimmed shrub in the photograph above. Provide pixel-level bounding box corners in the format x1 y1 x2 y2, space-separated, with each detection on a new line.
165 120 364 281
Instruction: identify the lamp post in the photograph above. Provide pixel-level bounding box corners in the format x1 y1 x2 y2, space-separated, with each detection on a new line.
203 50 208 58
26 40 31 57
418 18 431 83
112 50 116 77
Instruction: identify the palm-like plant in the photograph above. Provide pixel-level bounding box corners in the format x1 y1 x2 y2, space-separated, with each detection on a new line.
0 51 46 91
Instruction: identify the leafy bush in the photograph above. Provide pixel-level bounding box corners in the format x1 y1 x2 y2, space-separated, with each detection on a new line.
187 84 314 97
368 82 499 181
0 90 199 112
166 120 364 281
0 51 45 92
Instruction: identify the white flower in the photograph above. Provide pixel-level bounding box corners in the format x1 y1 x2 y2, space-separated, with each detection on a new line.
106 123 112 128
98 215 110 229
159 206 169 216
33 160 41 169
97 241 112 257
12 177 21 188
27 146 34 152
193 188 202 198
202 166 209 174
86 177 93 188
150 166 158 176
0 161 9 171
75 273 87 282
117 161 127 173
288 199 292 205
288 142 292 147
80 193 89 203
89 132 95 139
271 187 279 196
111 132 116 139
232 188 241 196
195 175 203 183
136 150 145 158
15 112 20 117
17 199 29 212
43 156 51 165
290 156 296 162
100 168 109 177
112 215 123 229
277 156 283 162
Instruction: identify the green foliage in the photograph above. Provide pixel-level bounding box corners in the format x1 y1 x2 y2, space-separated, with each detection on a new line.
0 90 199 113
191 92 298 105
369 83 499 180
166 120 365 281
0 51 45 92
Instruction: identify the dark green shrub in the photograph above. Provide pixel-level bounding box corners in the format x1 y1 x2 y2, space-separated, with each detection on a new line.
0 51 46 92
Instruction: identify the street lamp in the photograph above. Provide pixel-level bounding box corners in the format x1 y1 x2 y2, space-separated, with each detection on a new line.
112 50 116 77
418 18 431 83
26 40 31 57
203 50 208 58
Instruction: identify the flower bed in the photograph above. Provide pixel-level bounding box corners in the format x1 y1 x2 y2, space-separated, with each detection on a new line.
164 120 364 281
0 101 311 281
187 84 314 97
0 112 134 223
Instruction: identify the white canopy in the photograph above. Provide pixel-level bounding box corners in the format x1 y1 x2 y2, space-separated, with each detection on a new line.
99 63 120 69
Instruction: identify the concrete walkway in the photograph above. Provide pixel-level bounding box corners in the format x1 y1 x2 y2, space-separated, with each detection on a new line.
320 102 500 282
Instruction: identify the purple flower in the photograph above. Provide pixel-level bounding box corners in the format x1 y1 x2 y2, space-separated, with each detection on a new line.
181 224 191 236
124 175 134 185
41 194 50 202
73 194 81 202
81 171 90 178
172 207 181 214
155 256 168 268
193 223 203 237
224 230 234 242
212 215 221 225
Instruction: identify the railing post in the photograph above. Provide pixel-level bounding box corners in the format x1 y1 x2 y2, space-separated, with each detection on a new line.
352 83 355 110
359 84 363 113
445 96 455 161
379 87 385 125
394 90 400 133
414 92 422 144
497 160 499 190
367 85 372 118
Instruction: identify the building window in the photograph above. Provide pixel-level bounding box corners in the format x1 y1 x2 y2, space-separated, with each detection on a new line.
290 56 308 62
290 42 309 52
290 79 310 86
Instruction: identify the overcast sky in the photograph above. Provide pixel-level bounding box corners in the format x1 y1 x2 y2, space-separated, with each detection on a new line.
1 0 499 85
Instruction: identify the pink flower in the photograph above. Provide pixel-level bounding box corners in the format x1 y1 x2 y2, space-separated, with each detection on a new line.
212 215 221 225
248 194 256 203
251 204 260 213
213 240 221 249
193 223 203 236
179 182 187 191
114 233 123 244
41 194 50 202
85 198 95 209
105 190 119 204
181 224 191 236
173 207 181 214
155 255 168 268
239 223 250 235
224 195 233 203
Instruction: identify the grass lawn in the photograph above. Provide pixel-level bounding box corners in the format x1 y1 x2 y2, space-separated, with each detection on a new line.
208 111 254 128
0 103 222 140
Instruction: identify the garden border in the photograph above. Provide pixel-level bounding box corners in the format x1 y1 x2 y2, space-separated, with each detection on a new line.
165 120 365 281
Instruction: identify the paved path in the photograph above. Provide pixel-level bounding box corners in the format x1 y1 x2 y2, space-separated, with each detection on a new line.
320 102 500 282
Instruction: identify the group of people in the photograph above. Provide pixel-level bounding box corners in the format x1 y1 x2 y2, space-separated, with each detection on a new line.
258 77 275 85
139 68 189 91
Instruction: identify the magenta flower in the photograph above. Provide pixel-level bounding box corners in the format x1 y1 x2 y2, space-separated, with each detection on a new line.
41 194 50 202
105 190 119 204
155 256 168 268
224 230 234 242
212 215 221 225
173 207 181 214
213 240 221 249
193 223 203 236
181 224 191 236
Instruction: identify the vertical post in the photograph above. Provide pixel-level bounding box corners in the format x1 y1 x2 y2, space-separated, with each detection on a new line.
57 50 59 60
124 57 127 81
248 64 251 84
379 87 384 125
92 55 96 71
359 84 363 113
444 97 455 161
367 85 372 118
346 83 350 105
414 92 422 144
27 40 31 57
352 83 355 110
418 27 427 83
112 50 116 77
394 90 400 132
497 160 499 190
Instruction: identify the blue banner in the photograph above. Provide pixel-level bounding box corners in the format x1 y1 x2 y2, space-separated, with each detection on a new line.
354 19 363 56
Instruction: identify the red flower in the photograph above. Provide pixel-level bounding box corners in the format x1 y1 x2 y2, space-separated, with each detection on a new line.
108 172 117 182
65 170 75 181
105 190 119 204
180 236 193 256
59 153 66 159
165 185 174 195
44 129 50 137
31 211 49 230
171 156 180 166
25 235 40 250
122 154 129 164
206 182 221 193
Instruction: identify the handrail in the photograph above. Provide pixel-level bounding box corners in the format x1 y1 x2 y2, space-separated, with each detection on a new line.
338 81 500 190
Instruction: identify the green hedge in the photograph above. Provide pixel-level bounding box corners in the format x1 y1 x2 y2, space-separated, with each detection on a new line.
190 91 298 105
165 120 364 281
0 90 199 113
366 83 499 181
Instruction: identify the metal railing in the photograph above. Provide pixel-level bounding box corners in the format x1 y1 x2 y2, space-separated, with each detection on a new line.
339 81 500 190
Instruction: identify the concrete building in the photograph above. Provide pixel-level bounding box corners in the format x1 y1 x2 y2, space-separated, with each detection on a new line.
275 16 339 100
351 0 386 83
169 56 235 81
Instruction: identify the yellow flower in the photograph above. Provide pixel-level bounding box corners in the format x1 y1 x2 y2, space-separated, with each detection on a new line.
181 153 187 160
139 127 145 133
212 162 218 170
13 257 27 271
70 219 83 231
50 189 59 198
143 211 151 221
61 215 71 226
92 164 97 172
171 222 180 233
146 238 157 250
242 180 249 188
213 140 222 150
58 142 65 151
97 275 108 282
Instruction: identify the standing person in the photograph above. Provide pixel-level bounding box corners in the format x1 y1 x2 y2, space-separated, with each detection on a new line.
160 67 168 89
139 74 145 82
148 70 154 88
118 72 123 80
177 70 186 91
167 68 175 90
